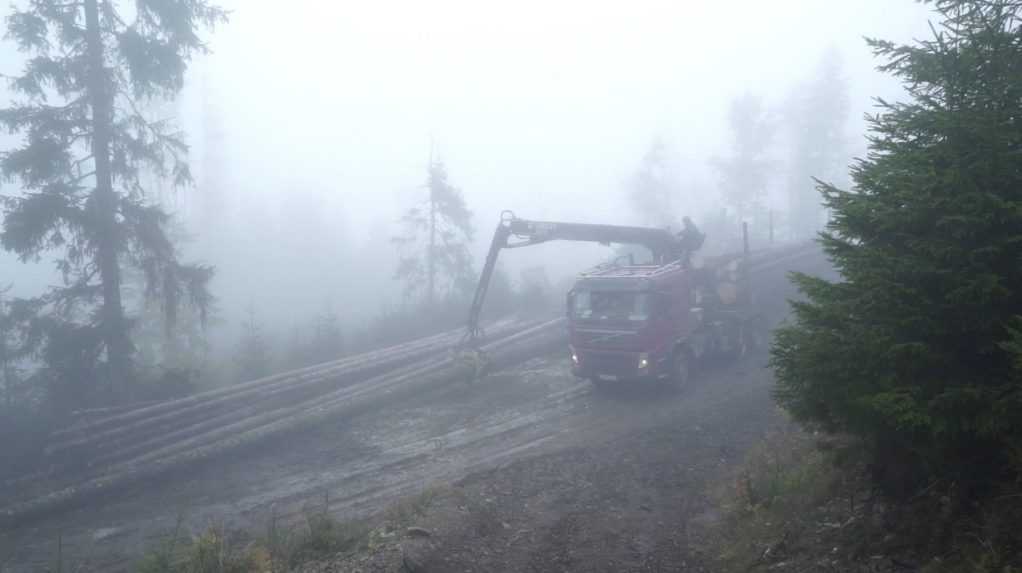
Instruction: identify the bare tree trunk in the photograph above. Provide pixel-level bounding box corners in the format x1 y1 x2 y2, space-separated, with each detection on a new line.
0 324 9 409
428 162 437 307
84 0 132 399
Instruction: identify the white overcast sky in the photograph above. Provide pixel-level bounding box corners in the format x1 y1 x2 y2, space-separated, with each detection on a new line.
1 0 937 322
181 0 934 233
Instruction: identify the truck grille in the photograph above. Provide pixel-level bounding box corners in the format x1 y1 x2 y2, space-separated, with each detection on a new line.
575 329 638 347
579 351 636 377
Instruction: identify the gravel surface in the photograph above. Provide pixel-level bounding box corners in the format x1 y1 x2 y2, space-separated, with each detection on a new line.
298 347 785 573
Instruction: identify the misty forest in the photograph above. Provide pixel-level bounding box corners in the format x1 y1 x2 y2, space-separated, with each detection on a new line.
0 0 1021 572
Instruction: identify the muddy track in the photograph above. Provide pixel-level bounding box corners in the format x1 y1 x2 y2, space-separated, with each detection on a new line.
0 345 778 572
0 317 554 522
0 243 831 572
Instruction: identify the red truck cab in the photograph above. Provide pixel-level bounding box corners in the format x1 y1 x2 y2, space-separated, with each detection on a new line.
462 212 756 386
566 260 697 386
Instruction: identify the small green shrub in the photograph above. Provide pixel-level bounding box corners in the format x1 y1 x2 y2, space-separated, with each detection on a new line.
136 521 269 573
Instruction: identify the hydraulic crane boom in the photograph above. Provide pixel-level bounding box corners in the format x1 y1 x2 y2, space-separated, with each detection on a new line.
464 211 691 342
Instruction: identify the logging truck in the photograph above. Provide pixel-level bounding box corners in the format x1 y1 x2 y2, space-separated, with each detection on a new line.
465 211 766 389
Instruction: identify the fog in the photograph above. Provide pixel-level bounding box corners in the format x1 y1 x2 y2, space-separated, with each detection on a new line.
0 0 933 361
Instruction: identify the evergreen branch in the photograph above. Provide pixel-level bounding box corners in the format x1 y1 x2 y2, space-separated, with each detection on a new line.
68 169 95 184
69 153 94 175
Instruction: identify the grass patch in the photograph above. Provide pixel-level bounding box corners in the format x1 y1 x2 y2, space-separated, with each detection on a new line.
135 519 270 573
134 487 446 572
379 485 443 529
291 495 368 563
135 495 368 573
709 420 869 571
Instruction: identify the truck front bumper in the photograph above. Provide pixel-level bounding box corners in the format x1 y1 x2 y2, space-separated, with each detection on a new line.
570 347 671 382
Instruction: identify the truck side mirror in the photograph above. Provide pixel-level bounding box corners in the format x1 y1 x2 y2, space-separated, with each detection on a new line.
565 290 575 317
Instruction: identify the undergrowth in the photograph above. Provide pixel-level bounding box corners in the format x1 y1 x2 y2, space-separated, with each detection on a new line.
135 494 366 573
711 421 857 571
133 487 445 573
711 418 1022 572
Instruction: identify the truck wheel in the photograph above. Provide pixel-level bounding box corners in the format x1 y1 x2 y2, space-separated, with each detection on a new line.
669 348 692 390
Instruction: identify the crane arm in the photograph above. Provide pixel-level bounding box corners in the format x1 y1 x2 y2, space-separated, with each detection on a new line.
463 211 687 343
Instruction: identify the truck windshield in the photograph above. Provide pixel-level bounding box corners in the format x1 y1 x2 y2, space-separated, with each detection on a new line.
572 290 650 321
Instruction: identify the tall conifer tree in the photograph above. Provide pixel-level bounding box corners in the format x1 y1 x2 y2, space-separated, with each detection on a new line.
771 0 1022 494
0 0 226 402
392 158 475 304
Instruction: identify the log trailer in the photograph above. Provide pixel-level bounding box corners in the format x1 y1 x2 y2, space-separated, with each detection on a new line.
465 211 765 388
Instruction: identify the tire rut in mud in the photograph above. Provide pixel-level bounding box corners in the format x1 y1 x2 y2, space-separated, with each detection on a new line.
305 349 785 573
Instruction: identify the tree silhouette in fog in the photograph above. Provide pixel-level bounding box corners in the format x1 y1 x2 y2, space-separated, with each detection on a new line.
235 305 271 382
0 0 225 406
713 92 775 227
392 158 475 306
784 48 851 240
627 137 682 230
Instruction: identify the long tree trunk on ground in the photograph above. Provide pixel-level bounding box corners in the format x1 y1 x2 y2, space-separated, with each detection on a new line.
84 0 132 396
0 319 569 527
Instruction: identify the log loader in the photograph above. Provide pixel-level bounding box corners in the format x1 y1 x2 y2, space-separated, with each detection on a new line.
464 211 765 389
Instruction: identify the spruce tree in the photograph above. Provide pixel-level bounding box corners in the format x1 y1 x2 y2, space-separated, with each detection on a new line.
0 286 24 408
784 48 851 240
287 306 345 368
392 158 475 304
309 308 344 364
235 306 270 382
627 137 682 229
771 0 1022 495
0 0 225 401
713 92 775 226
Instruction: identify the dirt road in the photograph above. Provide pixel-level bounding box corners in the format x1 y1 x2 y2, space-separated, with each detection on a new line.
0 342 783 572
303 348 785 572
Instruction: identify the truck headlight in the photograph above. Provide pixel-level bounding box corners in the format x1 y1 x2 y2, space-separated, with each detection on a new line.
638 353 649 370
570 346 579 365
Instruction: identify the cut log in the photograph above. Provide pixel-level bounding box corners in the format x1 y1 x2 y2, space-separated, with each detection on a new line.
0 319 566 528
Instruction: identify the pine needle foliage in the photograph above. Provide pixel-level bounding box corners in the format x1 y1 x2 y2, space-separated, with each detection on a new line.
392 159 475 305
0 0 226 403
771 0 1022 496
714 92 775 225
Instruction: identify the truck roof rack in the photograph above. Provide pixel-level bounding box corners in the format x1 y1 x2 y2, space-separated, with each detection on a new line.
578 258 687 279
